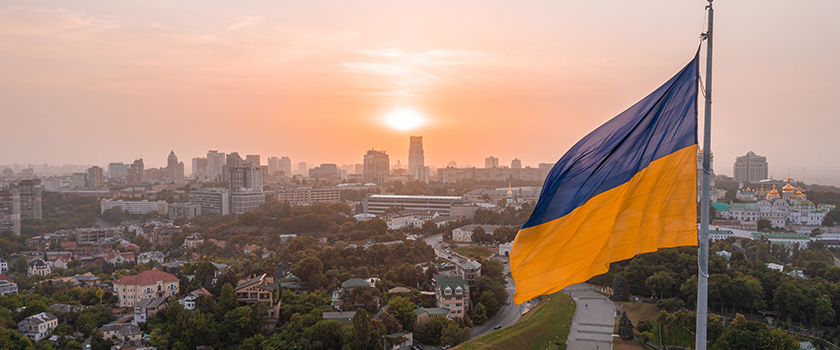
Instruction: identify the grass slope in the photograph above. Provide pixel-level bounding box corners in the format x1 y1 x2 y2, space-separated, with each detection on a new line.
452 246 497 260
456 292 575 350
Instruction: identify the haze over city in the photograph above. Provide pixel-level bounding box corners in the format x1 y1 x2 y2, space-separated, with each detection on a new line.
2 1 839 183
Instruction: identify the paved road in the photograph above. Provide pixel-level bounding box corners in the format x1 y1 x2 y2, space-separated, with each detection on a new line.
422 234 523 338
564 284 616 350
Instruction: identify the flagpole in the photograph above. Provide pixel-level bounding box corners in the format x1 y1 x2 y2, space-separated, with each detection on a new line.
696 1 713 349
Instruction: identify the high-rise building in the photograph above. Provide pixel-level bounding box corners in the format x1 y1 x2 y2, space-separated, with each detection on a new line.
206 150 226 181
166 151 185 181
309 164 339 180
734 151 768 183
447 161 457 168
298 162 307 175
126 159 144 185
280 157 292 177
228 166 263 192
108 162 130 179
268 157 280 175
189 188 230 215
87 166 105 188
0 188 21 235
192 157 207 179
246 155 261 167
511 158 522 169
16 179 42 220
222 152 244 182
354 164 364 175
363 150 390 183
485 156 499 168
408 136 425 180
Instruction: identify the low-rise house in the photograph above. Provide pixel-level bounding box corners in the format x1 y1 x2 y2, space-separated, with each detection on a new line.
386 331 413 350
322 311 356 324
415 307 450 325
182 234 204 249
106 252 135 265
179 288 212 310
28 259 52 277
433 274 470 318
341 278 373 293
243 244 260 254
111 339 157 350
133 297 169 325
137 252 165 265
451 225 501 243
52 256 73 269
207 238 227 249
114 269 180 307
750 232 811 249
234 274 281 325
60 242 78 252
0 279 18 296
119 243 141 255
18 312 58 342
455 260 482 289
708 229 734 242
99 323 142 343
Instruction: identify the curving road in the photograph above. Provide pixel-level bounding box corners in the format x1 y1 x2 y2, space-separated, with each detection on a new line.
422 233 523 338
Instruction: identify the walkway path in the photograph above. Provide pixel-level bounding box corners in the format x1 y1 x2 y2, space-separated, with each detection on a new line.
564 284 617 350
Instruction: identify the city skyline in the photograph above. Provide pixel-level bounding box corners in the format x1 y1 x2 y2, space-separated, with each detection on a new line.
2 1 839 181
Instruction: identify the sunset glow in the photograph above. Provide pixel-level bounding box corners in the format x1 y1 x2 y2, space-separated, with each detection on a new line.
384 108 425 131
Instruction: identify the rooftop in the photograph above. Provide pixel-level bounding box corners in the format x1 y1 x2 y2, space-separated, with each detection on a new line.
113 269 179 286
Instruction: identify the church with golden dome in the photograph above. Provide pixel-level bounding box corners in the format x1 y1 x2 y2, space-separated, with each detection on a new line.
725 177 834 227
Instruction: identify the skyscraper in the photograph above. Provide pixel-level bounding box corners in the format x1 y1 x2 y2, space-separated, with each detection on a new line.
87 166 105 188
246 154 261 167
485 156 499 168
0 187 21 235
298 162 307 175
511 158 522 169
206 150 226 181
363 150 390 183
192 157 207 179
166 151 185 181
126 159 144 185
268 157 280 175
280 157 292 177
408 136 425 180
16 179 42 220
108 162 130 179
228 165 264 191
223 152 244 181
733 151 768 183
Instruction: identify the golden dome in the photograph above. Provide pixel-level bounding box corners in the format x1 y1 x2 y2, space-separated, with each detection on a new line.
785 176 793 182
782 183 795 192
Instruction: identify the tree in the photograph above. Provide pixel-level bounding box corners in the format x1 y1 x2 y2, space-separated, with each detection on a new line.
645 271 674 299
422 220 438 234
813 295 835 327
823 208 840 226
757 218 772 231
469 303 488 324
102 207 129 225
388 296 416 331
218 283 238 316
618 311 634 340
612 275 629 301
352 308 371 349
292 256 327 289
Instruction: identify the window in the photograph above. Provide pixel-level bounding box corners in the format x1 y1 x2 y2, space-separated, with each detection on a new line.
157 285 162 292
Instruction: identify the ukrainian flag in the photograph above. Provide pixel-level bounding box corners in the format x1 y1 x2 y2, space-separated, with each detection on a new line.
511 53 700 304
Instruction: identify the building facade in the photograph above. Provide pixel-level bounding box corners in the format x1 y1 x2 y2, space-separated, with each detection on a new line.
733 151 768 183
18 312 58 342
206 150 226 181
485 156 499 168
230 190 265 214
165 151 185 181
434 275 470 318
189 188 230 215
275 188 341 206
100 199 169 216
169 202 201 219
0 188 21 235
408 136 425 180
363 150 390 183
114 269 180 307
363 195 464 216
87 166 105 188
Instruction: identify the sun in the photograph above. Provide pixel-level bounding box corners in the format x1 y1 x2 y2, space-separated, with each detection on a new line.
384 108 425 131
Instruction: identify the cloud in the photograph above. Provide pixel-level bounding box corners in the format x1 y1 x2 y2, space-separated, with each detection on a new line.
226 16 263 32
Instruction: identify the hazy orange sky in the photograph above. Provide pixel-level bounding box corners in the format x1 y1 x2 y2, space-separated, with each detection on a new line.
2 1 839 181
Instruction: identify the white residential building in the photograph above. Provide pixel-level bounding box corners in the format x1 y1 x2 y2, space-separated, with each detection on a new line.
275 188 341 206
18 312 58 342
230 190 265 214
101 199 169 216
189 188 230 215
0 257 8 274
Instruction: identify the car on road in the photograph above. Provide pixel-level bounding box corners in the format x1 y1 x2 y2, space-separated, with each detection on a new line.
494 324 502 330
